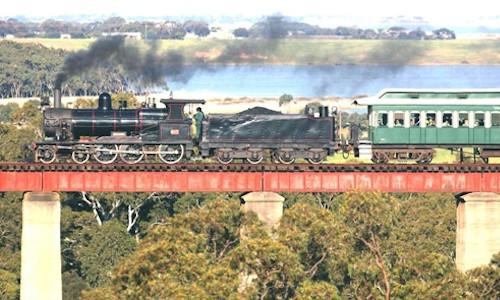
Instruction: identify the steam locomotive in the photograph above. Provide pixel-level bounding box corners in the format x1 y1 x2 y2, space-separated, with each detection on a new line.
34 90 339 164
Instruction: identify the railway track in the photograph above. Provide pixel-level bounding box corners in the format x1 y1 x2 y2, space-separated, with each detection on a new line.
0 162 497 173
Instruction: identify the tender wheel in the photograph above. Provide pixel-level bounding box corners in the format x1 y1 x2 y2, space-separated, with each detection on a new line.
246 156 264 164
119 144 144 164
71 146 90 164
275 151 295 164
37 146 57 164
158 144 184 164
307 157 324 164
93 144 118 164
307 149 327 164
216 149 233 164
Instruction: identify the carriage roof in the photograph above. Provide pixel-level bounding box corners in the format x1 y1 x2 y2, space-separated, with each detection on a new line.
354 88 500 106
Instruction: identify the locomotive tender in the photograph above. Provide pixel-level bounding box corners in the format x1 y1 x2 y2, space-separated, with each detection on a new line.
34 90 338 164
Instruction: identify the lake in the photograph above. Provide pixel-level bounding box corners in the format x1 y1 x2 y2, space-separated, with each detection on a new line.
166 65 500 98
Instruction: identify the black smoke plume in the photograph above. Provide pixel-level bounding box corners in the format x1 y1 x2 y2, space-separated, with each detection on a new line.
55 37 192 90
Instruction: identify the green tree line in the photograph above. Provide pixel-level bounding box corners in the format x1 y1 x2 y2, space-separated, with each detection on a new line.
1 15 456 40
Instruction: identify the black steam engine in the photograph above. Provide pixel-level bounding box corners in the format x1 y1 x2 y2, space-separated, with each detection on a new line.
34 90 339 164
35 90 205 164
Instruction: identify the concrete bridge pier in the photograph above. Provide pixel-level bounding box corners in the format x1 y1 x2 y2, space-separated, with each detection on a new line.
241 192 284 233
20 192 62 300
456 192 500 272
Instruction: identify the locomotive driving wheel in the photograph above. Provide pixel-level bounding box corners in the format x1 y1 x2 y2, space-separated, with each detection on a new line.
119 144 144 164
71 145 90 164
158 144 184 164
37 146 57 164
93 144 118 164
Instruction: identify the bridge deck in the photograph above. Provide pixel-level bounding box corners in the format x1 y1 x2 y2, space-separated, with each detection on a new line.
0 163 498 192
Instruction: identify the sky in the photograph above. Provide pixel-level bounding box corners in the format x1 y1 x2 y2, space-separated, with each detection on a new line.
2 0 500 27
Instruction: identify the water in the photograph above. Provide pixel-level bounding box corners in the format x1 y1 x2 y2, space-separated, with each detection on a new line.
166 65 500 99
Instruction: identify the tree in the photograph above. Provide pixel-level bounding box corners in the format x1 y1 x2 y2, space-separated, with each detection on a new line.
0 103 19 122
77 220 136 287
279 93 293 107
194 24 210 37
81 199 258 299
467 252 500 299
233 28 249 38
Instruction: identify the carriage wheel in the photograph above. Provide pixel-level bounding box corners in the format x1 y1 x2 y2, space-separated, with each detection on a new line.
416 151 434 164
71 146 90 164
119 144 144 164
93 144 118 164
37 146 57 164
371 151 388 164
158 144 184 164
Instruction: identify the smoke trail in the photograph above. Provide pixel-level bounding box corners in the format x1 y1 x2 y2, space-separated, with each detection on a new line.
55 37 126 89
55 37 193 90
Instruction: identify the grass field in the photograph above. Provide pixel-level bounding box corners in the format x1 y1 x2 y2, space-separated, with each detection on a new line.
11 38 500 65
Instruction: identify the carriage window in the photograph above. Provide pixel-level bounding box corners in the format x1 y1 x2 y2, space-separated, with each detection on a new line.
426 113 436 127
377 112 388 127
394 112 404 127
459 113 469 127
442 113 452 127
474 113 485 127
410 112 420 126
492 113 500 127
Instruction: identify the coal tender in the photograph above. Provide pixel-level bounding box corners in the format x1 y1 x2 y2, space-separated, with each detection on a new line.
200 106 338 164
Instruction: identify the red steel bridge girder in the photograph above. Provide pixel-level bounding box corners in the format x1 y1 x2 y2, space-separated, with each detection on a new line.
2 171 500 193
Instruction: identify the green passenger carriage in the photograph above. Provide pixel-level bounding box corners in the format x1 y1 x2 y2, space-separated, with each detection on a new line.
354 89 500 163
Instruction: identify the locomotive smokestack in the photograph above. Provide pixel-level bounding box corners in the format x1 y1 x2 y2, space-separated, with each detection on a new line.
54 88 62 108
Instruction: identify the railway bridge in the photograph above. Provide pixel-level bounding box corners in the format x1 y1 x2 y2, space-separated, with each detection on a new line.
2 162 499 299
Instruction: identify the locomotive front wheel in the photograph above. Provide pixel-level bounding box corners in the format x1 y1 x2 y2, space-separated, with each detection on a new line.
119 144 144 164
71 146 90 164
158 144 184 164
37 146 57 164
93 144 118 164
